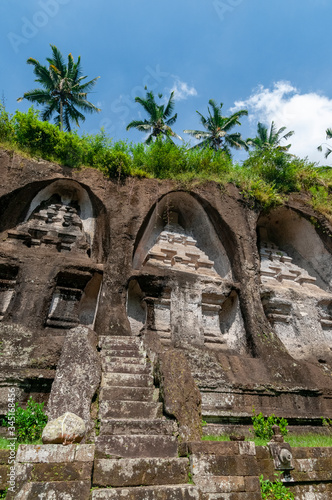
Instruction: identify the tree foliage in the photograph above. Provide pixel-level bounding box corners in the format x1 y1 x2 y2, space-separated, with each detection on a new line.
184 99 249 154
248 121 294 152
126 89 182 144
17 44 100 131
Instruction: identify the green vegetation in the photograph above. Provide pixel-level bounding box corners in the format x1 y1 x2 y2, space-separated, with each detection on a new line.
260 473 294 500
251 408 288 441
126 89 182 143
248 121 294 153
17 45 100 131
202 433 332 447
183 99 248 153
1 105 332 218
2 397 48 443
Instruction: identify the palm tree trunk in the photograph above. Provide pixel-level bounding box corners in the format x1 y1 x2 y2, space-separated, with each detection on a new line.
59 101 63 132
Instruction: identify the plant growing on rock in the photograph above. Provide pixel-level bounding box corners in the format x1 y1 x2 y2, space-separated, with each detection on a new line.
251 408 288 441
260 473 294 500
3 397 48 443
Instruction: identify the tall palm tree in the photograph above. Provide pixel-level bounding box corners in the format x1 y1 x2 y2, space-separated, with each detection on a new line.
248 121 294 152
126 89 182 144
183 99 249 153
17 45 100 132
318 128 332 158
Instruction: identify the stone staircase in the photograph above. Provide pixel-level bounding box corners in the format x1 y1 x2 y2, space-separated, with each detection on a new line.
92 335 199 499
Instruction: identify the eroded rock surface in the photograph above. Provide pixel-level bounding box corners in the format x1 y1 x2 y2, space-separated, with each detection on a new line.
42 411 86 444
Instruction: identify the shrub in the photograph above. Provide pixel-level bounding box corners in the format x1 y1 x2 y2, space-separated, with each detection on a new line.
0 104 14 142
260 473 294 500
3 397 48 443
251 407 288 440
243 149 318 193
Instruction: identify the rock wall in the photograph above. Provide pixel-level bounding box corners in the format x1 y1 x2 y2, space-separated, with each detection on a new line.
0 148 332 460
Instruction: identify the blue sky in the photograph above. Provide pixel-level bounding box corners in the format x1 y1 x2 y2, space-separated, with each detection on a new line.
1 0 332 163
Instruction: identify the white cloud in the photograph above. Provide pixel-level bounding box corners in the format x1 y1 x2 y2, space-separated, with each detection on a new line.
232 81 332 163
170 80 197 101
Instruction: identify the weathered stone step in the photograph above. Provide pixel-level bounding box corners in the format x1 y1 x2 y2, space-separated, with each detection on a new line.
95 435 178 458
103 356 146 365
100 386 158 402
102 349 143 358
101 373 153 387
101 361 150 374
99 401 163 420
91 485 199 499
100 418 177 436
99 336 142 349
93 457 189 487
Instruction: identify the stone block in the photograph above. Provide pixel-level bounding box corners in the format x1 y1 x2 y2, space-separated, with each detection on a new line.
100 386 158 402
239 441 256 456
99 400 163 420
100 418 177 436
42 412 86 444
256 458 275 478
0 464 9 489
291 469 332 482
194 475 245 493
255 446 270 459
93 457 189 487
30 461 92 481
102 361 150 374
14 480 91 499
46 326 101 427
101 373 153 387
95 435 178 459
292 447 332 459
0 450 10 464
191 455 258 477
244 477 261 493
75 444 95 462
188 441 240 456
91 485 200 499
16 444 77 463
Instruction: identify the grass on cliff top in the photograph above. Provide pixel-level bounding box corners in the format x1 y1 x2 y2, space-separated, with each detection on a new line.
1 104 332 215
202 434 332 447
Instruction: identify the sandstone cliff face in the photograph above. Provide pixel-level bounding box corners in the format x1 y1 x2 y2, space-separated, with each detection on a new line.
0 148 331 428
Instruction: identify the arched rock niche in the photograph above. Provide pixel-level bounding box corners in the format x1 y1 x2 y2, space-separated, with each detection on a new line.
130 192 247 353
258 207 332 361
133 191 232 278
6 180 96 256
46 270 102 330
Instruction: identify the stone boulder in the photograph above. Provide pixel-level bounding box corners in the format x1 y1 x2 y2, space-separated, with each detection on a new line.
46 326 101 430
42 412 86 444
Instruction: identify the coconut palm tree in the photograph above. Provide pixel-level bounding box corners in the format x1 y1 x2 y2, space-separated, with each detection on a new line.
318 128 332 158
248 121 294 152
183 99 249 153
17 45 100 132
126 89 182 144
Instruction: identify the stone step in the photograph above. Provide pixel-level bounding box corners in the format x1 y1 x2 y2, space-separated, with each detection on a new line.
99 335 142 346
103 356 146 365
95 435 178 459
101 373 153 387
101 361 150 374
100 386 158 402
101 349 144 358
99 401 163 420
93 457 189 487
91 485 199 499
100 418 177 436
